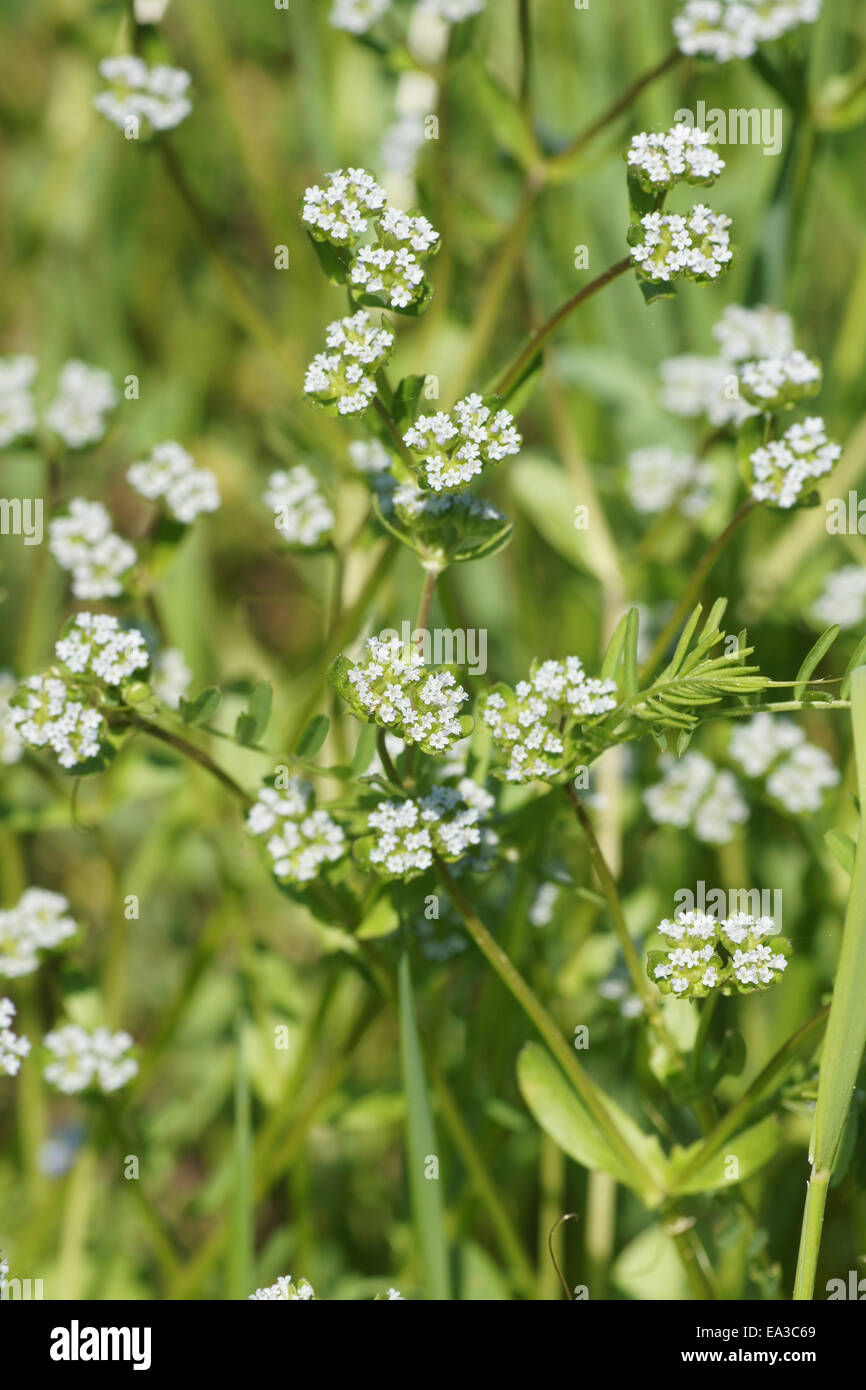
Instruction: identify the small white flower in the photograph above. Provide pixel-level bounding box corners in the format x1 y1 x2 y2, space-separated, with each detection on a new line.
812 566 866 631
626 124 724 192
94 55 192 134
630 204 733 285
49 499 137 600
153 648 193 709
128 441 220 523
338 635 470 754
403 395 521 493
329 0 391 36
9 674 106 769
674 0 822 64
739 351 822 410
349 439 393 474
0 889 77 978
302 168 387 246
0 997 31 1077
304 311 394 417
749 416 841 508
43 1024 137 1094
0 671 24 765
481 657 617 785
44 360 118 447
712 304 795 362
766 742 839 813
625 446 713 516
249 1273 317 1300
55 611 149 687
247 780 346 886
660 354 755 428
645 752 748 844
0 354 37 446
264 467 334 548
729 713 803 777
364 787 482 880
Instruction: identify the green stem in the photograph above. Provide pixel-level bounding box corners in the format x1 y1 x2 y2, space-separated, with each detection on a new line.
492 256 632 398
793 1168 831 1301
547 49 687 172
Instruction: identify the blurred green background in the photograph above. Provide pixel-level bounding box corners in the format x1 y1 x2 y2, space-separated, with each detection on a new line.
1 0 866 1300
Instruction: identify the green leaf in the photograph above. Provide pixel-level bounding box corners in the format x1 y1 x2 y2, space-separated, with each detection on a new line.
235 681 273 747
350 720 379 774
398 953 450 1299
794 626 839 700
825 828 856 876
600 610 630 683
357 892 400 940
295 713 330 760
180 686 222 726
516 1042 666 1205
304 230 349 286
638 278 677 307
463 57 539 169
667 1116 784 1195
392 374 427 430
841 633 866 698
623 608 639 698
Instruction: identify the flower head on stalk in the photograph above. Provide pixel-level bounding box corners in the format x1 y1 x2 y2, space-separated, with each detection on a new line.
0 998 30 1077
94 55 192 135
355 786 484 881
747 417 841 509
42 1024 137 1094
45 361 118 448
481 657 618 785
49 499 137 600
304 311 394 417
648 909 791 999
644 751 748 844
629 205 733 287
402 395 521 494
674 0 823 64
330 636 472 755
246 779 347 887
0 890 77 979
263 467 334 550
127 442 221 523
625 124 724 193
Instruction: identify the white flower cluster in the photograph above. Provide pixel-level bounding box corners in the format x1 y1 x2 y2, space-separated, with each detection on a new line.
0 355 37 446
674 0 822 64
349 439 393 475
337 636 470 754
127 441 221 523
625 446 714 517
812 566 866 631
55 612 149 687
481 657 618 785
43 1024 137 1094
152 648 193 709
402 395 521 493
389 484 506 534
93 55 192 134
302 169 439 312
0 671 24 765
263 467 334 549
0 998 30 1077
649 909 790 998
304 311 394 417
0 889 76 979
713 304 795 362
749 417 841 508
626 125 724 192
247 780 346 886
739 350 821 410
45 361 119 447
730 714 839 813
645 751 748 843
9 675 105 770
364 786 483 880
660 355 752 429
249 1274 317 1300
329 0 391 32
49 499 137 600
630 205 733 285
349 207 440 310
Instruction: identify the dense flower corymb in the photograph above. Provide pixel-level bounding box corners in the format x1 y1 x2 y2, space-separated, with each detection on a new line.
43 1024 137 1094
94 55 192 134
302 168 387 244
626 125 724 193
349 208 440 310
358 787 483 881
45 361 118 448
645 751 748 844
127 441 221 523
749 417 841 508
49 499 137 600
673 0 822 64
648 909 791 999
402 395 521 493
249 1273 317 1300
10 675 105 770
738 351 822 411
812 567 866 631
304 311 394 417
629 205 733 285
330 636 471 754
55 612 149 687
0 889 77 979
481 657 618 785
625 446 713 517
264 467 334 549
247 780 347 886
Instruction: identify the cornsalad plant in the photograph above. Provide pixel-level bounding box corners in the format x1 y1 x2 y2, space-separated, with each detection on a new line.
1 0 866 1304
